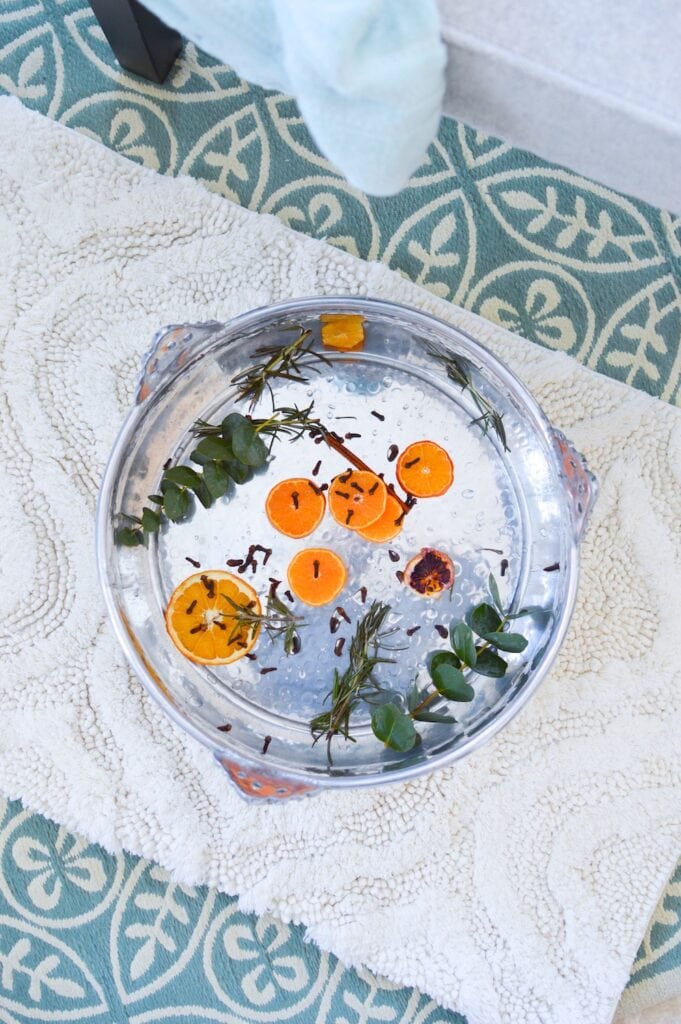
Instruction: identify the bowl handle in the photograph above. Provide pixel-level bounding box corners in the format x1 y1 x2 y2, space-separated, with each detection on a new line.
551 429 598 541
215 756 316 802
136 321 225 403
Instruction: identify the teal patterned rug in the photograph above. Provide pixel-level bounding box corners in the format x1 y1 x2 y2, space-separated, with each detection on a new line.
0 1 680 1021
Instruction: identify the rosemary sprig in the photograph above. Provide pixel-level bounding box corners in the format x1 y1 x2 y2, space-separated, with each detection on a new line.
310 601 397 763
194 403 321 448
425 342 509 451
231 328 332 409
221 590 306 656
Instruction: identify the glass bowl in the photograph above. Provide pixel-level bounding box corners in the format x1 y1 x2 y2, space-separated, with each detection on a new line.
96 297 596 800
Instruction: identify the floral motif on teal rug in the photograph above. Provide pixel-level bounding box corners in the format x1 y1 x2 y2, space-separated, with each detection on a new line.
0 797 459 1022
0 0 679 405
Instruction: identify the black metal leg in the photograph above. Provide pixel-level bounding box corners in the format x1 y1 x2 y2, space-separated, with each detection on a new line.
89 0 182 83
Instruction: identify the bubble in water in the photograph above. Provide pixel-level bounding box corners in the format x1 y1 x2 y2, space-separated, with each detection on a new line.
462 489 475 499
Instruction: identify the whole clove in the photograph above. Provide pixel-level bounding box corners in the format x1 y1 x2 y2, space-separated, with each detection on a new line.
500 558 509 577
217 723 232 732
312 459 322 476
434 624 448 639
260 667 277 676
359 586 367 604
371 410 385 421
387 444 399 462
185 556 201 568
334 637 346 657
388 549 400 563
335 605 351 623
329 615 341 634
406 625 421 637
262 735 272 754
543 562 560 572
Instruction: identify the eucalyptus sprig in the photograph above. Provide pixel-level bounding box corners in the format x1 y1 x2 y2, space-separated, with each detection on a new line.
310 601 398 763
115 407 316 546
425 342 509 451
221 590 306 656
369 574 532 752
231 328 332 409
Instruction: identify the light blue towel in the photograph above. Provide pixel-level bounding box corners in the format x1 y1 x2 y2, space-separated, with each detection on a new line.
140 0 447 195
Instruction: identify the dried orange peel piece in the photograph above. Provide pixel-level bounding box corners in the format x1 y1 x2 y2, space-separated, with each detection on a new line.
320 314 365 351
265 477 326 538
287 548 347 606
165 570 261 664
396 440 454 498
328 469 387 530
356 493 404 543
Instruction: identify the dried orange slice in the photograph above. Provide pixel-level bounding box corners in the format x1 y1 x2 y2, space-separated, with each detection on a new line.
287 548 347 606
356 493 404 543
396 440 454 498
265 477 326 538
165 571 261 665
328 469 387 530
403 548 455 597
320 314 365 351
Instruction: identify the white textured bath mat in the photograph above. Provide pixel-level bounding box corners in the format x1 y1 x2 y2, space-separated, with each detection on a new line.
1 98 680 1024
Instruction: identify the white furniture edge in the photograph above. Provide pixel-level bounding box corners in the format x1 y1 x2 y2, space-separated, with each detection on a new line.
441 25 681 214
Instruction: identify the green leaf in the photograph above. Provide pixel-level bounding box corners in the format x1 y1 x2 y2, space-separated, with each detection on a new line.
148 494 164 504
450 622 477 667
141 507 160 533
474 649 508 677
190 450 209 466
488 572 503 613
162 465 202 490
428 650 461 675
202 460 232 499
163 483 191 522
483 631 528 653
431 663 475 702
406 682 429 712
506 606 540 620
221 412 250 439
224 459 254 485
194 436 234 462
469 603 502 637
412 710 457 724
371 704 418 752
115 526 143 546
231 418 268 467
194 479 214 509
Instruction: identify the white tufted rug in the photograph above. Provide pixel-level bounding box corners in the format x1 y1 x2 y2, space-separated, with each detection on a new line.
1 98 680 1024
